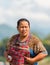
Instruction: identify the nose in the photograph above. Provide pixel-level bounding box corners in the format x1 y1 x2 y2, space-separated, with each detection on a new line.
23 27 26 31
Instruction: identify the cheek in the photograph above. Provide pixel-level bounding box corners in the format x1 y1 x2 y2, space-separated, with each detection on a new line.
18 28 23 32
20 28 23 31
18 27 30 32
27 28 30 31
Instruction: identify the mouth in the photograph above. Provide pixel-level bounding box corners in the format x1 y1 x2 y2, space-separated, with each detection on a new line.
22 32 26 34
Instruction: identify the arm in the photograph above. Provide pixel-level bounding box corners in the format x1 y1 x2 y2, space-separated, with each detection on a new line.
32 52 48 62
4 51 10 62
24 52 48 64
24 35 48 64
4 50 8 59
4 34 18 61
4 40 12 61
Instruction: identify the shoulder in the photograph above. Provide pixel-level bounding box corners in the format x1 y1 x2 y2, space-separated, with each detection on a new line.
9 34 19 42
28 34 41 49
31 34 41 44
29 34 42 49
6 34 19 48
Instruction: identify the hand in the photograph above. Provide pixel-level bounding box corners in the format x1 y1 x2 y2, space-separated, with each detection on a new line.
7 57 12 62
24 56 34 64
4 51 12 62
7 55 12 62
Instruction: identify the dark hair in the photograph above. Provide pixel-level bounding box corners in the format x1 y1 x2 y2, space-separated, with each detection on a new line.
17 18 30 27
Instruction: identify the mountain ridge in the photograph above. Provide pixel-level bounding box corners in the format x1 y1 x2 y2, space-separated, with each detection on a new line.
0 24 50 40
0 24 18 40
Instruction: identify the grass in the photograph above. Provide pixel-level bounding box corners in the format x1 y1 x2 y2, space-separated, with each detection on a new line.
39 56 50 65
0 56 6 62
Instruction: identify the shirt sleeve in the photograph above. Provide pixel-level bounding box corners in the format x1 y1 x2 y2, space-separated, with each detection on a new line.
35 41 48 54
32 36 48 55
6 34 17 51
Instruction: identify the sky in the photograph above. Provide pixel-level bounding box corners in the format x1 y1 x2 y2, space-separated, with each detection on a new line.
0 0 50 29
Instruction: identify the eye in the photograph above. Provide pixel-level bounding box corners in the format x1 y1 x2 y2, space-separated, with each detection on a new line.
25 26 28 28
20 26 24 28
19 25 28 28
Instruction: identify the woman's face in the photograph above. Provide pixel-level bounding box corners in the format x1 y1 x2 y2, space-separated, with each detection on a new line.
17 21 30 37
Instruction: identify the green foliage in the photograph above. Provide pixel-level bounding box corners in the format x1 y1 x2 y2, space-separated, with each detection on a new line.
39 56 50 65
0 37 9 56
0 56 6 62
1 37 9 46
42 40 50 56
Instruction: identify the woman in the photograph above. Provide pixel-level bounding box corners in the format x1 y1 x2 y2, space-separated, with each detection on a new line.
4 18 48 65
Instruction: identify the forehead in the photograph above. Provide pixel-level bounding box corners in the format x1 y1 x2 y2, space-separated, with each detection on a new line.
19 21 29 26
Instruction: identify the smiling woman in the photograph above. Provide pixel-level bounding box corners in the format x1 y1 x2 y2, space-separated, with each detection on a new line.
4 18 48 65
17 18 30 38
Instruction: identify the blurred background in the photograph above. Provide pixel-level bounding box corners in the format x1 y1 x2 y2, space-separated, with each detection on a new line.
0 0 50 65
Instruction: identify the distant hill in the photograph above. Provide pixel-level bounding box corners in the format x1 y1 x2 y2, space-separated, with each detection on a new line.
0 24 50 40
30 24 50 39
0 24 18 40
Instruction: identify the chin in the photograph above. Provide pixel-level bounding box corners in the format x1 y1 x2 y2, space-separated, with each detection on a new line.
22 34 27 37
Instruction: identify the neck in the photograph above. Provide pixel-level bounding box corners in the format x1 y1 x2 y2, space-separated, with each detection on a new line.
19 34 29 42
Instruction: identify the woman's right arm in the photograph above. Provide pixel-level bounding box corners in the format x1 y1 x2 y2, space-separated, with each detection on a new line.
4 51 8 61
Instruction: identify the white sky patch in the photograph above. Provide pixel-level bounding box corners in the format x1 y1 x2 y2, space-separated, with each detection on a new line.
14 10 49 21
0 7 50 25
0 7 6 24
5 9 15 17
31 12 49 21
34 0 50 8
3 0 49 21
12 0 31 5
0 0 50 26
10 0 34 11
0 18 6 24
